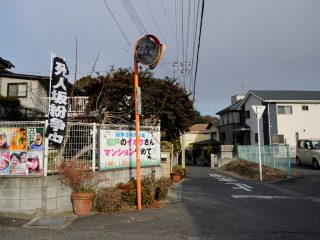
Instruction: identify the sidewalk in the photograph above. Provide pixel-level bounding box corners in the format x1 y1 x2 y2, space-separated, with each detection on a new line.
0 181 183 230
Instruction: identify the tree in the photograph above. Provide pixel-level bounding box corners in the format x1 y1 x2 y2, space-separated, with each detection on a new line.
0 96 22 120
192 110 219 125
75 68 197 141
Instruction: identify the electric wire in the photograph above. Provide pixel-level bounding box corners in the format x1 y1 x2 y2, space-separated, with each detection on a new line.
102 0 131 47
193 0 205 102
122 0 147 35
160 0 183 54
143 0 176 60
189 0 201 94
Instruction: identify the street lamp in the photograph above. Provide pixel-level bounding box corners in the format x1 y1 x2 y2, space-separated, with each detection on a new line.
134 35 165 210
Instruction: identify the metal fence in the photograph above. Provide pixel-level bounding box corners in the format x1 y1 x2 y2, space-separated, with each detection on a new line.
0 121 96 175
237 145 291 173
1 121 160 175
47 122 96 173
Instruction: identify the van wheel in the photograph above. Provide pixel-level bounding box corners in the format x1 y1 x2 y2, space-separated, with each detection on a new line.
296 156 302 166
313 159 320 169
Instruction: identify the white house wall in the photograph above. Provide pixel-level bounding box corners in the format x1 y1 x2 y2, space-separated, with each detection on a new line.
1 77 47 109
245 95 265 145
276 103 320 153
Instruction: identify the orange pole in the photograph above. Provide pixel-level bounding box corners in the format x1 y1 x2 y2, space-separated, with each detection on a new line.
134 58 142 210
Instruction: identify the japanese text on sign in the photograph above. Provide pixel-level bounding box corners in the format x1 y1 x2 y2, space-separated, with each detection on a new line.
46 57 69 147
99 129 160 170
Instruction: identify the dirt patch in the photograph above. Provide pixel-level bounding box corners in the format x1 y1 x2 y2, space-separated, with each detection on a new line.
219 159 289 182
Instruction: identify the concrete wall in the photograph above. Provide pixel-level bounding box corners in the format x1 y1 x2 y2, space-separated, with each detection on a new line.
0 176 72 217
160 151 172 177
0 166 162 217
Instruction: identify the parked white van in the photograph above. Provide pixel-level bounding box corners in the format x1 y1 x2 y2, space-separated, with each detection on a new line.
296 139 320 169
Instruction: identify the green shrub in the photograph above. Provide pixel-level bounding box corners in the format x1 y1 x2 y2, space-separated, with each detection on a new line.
96 187 125 214
172 165 182 174
116 174 172 208
141 174 157 205
155 177 172 201
117 178 137 206
181 168 188 178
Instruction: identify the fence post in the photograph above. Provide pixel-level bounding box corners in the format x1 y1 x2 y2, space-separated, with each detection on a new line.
286 144 291 175
92 122 97 172
44 120 49 176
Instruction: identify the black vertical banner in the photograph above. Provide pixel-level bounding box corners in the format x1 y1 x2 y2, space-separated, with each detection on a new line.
46 57 69 147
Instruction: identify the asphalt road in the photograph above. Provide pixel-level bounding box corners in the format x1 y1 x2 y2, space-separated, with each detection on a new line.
1 165 320 240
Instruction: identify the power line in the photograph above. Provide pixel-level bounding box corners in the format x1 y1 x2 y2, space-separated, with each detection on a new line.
160 0 183 55
122 0 147 35
193 0 205 102
189 0 201 94
186 0 191 91
143 0 176 60
102 0 131 47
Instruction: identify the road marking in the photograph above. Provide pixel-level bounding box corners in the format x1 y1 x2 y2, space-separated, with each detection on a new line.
232 195 294 199
226 183 253 192
209 173 253 191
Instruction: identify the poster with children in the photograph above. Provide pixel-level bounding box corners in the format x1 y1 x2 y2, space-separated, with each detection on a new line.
0 128 11 150
27 128 44 151
10 128 27 151
0 151 10 175
9 151 28 175
0 127 44 176
26 151 43 175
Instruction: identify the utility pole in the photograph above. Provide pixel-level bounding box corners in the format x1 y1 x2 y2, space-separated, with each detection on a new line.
173 61 191 89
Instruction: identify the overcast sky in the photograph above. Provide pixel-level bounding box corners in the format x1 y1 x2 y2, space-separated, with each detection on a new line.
1 0 320 116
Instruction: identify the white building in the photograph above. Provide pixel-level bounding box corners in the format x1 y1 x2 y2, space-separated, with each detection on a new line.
218 90 320 155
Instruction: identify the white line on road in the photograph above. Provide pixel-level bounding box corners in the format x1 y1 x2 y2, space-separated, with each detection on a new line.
226 183 253 192
232 195 294 199
209 173 253 191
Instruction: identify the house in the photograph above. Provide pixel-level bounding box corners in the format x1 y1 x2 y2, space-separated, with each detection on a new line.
0 57 88 119
181 122 219 167
217 90 320 154
216 95 245 145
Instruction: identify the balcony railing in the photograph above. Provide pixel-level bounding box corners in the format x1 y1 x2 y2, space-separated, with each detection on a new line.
38 96 89 114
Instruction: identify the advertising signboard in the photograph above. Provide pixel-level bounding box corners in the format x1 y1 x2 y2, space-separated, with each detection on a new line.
99 127 160 170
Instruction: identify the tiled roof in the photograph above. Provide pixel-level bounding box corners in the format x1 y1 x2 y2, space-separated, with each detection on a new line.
189 124 208 132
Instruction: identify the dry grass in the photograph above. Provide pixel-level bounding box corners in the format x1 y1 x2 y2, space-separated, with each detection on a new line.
219 159 288 182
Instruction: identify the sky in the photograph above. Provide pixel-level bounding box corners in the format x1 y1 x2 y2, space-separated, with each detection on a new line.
1 0 320 116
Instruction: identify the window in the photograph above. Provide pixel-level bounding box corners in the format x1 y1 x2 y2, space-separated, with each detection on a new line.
245 110 250 119
272 134 285 144
221 133 226 144
211 132 217 140
277 106 292 115
7 83 28 98
302 105 309 111
255 133 258 143
298 140 304 149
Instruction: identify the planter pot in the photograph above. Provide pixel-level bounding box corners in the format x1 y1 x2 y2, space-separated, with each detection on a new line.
170 173 182 183
71 192 95 216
